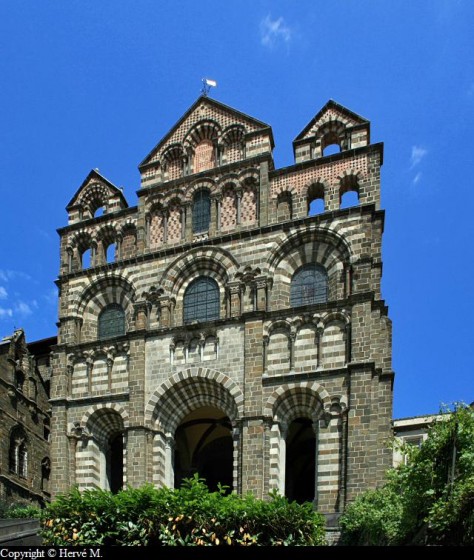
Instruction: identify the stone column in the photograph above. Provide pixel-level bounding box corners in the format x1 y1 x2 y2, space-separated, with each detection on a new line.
209 194 217 236
165 434 175 488
345 323 352 365
259 161 269 227
145 213 151 250
158 296 171 328
278 422 288 495
134 301 148 331
227 282 241 318
338 409 348 511
344 263 352 298
180 207 186 240
163 210 168 244
232 423 242 494
235 187 242 226
262 335 269 373
254 278 268 312
316 324 324 369
185 204 192 242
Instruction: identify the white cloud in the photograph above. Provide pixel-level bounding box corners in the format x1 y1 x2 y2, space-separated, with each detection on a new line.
413 172 422 185
0 269 33 283
0 307 13 318
260 15 292 49
15 301 33 317
0 287 7 299
411 146 428 168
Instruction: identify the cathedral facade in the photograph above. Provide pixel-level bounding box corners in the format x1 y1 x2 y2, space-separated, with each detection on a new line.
0 330 53 506
50 97 394 515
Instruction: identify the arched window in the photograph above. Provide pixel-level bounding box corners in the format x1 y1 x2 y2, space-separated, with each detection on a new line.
98 304 125 339
184 277 219 324
9 428 27 478
307 183 325 216
290 264 328 307
82 248 92 269
192 190 211 233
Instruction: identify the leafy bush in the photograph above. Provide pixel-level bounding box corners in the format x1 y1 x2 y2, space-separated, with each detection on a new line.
40 476 326 546
340 403 474 546
0 500 41 519
339 486 403 545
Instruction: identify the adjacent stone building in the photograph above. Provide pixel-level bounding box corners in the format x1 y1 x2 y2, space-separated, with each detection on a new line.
50 96 394 515
0 330 54 506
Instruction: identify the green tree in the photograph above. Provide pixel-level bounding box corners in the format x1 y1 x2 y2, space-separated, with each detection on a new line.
340 403 474 545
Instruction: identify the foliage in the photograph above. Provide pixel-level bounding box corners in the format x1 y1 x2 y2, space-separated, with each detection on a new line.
40 475 326 546
340 403 474 546
0 500 42 519
338 485 403 545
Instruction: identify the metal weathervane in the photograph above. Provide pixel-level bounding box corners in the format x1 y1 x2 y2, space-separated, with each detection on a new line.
201 78 217 97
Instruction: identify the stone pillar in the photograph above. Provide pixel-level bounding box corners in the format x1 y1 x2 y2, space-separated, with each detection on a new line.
227 283 241 318
163 210 168 244
66 361 73 395
126 336 147 487
145 214 151 250
50 403 69 498
312 418 321 509
165 434 175 488
254 278 268 312
316 323 324 369
209 195 217 236
216 195 222 233
66 435 78 488
338 410 348 512
158 296 171 328
278 422 288 496
85 353 93 394
134 301 148 331
345 323 352 365
262 335 269 372
236 188 242 226
259 161 269 227
180 207 186 240
289 330 296 371
241 319 265 498
232 423 242 494
116 234 123 260
185 203 192 242
106 348 115 391
344 263 352 298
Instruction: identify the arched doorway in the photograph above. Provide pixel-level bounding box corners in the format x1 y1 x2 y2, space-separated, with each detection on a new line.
285 418 316 504
174 406 233 492
82 408 125 492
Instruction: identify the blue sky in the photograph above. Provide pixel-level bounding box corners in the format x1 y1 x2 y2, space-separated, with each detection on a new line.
0 1 473 418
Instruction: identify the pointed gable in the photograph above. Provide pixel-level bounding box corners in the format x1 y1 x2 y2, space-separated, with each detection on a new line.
139 96 274 187
293 100 371 163
66 170 128 224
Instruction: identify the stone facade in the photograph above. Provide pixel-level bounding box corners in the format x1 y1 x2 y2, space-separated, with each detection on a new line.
0 330 53 506
50 97 394 514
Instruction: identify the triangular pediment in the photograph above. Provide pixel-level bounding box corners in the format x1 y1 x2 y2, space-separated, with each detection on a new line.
139 96 273 169
66 170 128 210
294 100 369 142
